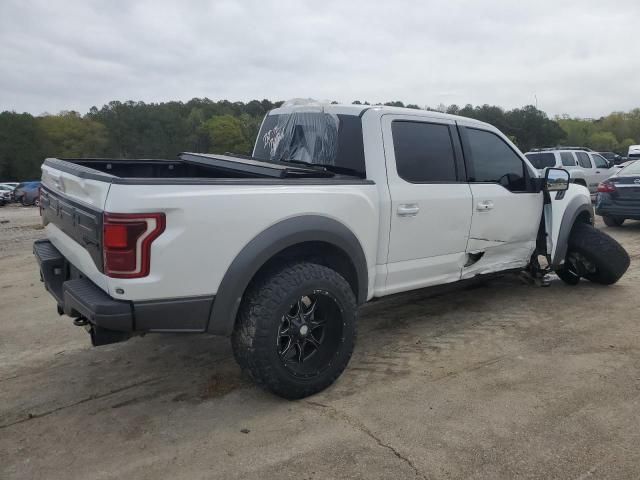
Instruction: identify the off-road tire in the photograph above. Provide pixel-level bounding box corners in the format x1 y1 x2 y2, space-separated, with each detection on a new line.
566 223 630 285
231 262 357 399
602 215 625 227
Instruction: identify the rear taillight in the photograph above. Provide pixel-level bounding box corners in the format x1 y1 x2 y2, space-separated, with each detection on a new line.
597 181 616 193
103 212 165 278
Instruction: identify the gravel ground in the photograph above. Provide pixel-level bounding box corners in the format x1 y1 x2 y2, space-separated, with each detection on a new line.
1 206 639 479
0 204 45 257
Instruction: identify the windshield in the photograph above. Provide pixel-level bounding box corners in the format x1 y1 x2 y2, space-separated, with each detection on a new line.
253 111 366 177
525 152 556 169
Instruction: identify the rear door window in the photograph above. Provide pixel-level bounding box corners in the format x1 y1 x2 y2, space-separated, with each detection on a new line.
591 154 609 168
391 121 458 182
525 152 555 169
576 152 593 169
560 152 576 166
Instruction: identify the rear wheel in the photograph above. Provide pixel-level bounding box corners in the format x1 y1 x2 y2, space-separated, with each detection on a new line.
232 261 357 399
556 223 629 285
602 215 625 227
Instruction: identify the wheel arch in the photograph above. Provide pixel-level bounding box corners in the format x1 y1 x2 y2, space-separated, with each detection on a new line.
551 196 594 268
207 215 369 335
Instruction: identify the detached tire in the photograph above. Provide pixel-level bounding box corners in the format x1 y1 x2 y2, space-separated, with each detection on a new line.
602 215 625 227
564 223 630 285
232 262 357 399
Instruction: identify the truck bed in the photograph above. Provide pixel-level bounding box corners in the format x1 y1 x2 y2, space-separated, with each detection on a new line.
42 152 338 184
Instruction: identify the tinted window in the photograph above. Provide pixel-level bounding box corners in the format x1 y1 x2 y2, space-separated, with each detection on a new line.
391 121 457 182
525 152 555 169
576 152 592 168
466 128 526 191
254 113 366 177
591 154 609 168
560 152 576 166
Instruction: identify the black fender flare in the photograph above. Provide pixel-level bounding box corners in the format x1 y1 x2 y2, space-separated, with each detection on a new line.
551 196 594 268
207 215 369 335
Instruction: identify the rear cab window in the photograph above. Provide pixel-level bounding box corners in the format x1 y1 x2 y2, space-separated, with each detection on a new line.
525 152 556 169
391 121 458 182
253 112 366 177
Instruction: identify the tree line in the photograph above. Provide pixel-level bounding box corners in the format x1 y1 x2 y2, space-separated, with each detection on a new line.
1 98 639 180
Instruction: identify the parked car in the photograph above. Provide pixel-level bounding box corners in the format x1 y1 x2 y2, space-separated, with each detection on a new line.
628 145 640 160
34 104 630 399
596 159 640 226
13 181 41 205
1 184 17 205
524 148 613 193
613 159 637 171
0 184 15 197
597 151 622 166
0 182 19 189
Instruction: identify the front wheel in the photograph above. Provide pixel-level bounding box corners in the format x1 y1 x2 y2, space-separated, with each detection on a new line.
557 223 630 285
602 215 625 227
232 262 357 399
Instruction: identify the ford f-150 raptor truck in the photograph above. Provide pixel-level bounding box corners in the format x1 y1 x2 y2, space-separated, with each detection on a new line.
34 103 630 399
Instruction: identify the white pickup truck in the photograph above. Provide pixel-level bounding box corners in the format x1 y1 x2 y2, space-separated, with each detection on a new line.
34 104 630 399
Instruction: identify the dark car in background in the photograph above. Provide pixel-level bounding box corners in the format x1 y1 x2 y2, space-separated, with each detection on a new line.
598 151 623 166
12 181 41 206
596 160 640 226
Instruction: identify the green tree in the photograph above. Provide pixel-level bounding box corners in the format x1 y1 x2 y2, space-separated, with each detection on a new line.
0 112 45 180
619 138 637 155
203 115 252 154
587 131 618 151
38 111 108 158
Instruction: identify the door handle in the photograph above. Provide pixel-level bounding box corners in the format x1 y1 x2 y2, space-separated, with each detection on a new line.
397 204 420 217
476 200 494 211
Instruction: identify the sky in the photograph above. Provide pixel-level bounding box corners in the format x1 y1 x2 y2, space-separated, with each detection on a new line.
1 0 639 118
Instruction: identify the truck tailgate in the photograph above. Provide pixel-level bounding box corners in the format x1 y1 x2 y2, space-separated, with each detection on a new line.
40 161 111 290
40 186 103 271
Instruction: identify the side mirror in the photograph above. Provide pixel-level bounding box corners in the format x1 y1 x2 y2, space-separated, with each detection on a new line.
544 168 570 192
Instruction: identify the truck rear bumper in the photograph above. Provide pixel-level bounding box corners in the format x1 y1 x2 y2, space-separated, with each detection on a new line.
34 239 214 335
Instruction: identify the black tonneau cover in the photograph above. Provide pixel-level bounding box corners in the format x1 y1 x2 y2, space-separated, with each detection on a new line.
179 152 331 178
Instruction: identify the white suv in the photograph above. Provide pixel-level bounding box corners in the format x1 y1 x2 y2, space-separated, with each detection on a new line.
524 148 613 193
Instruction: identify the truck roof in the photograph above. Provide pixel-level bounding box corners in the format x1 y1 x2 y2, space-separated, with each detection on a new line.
268 103 491 129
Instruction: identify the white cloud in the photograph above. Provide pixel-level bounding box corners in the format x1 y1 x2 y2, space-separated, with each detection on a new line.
1 0 638 117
